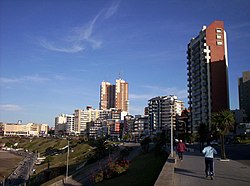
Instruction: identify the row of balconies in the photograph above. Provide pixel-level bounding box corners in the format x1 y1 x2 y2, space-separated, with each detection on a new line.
192 90 201 97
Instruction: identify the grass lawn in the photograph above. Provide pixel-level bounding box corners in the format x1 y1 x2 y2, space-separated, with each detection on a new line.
96 150 166 186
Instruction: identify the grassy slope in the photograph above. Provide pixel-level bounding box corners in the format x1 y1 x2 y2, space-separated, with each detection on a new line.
96 150 166 186
0 137 92 177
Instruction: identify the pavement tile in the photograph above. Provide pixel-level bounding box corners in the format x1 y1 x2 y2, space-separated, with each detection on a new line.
174 150 250 186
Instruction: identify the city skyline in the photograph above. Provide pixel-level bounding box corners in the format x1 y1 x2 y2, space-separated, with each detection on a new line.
1 0 250 126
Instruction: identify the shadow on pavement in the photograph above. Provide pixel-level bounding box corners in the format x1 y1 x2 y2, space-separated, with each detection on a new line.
174 167 206 180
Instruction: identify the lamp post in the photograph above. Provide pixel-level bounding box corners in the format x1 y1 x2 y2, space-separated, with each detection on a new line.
65 140 69 183
169 96 175 158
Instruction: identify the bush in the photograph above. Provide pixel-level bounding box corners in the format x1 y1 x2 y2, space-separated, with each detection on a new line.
93 159 130 183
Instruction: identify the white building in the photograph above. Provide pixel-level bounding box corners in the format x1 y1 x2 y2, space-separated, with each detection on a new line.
148 95 184 134
55 114 67 135
74 106 101 135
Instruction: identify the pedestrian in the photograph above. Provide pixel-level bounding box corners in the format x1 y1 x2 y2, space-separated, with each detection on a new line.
202 141 217 180
176 139 187 161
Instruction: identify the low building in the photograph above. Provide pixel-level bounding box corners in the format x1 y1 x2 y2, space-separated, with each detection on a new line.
3 122 49 137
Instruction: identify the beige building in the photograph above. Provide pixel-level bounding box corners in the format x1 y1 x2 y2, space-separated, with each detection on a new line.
3 123 49 136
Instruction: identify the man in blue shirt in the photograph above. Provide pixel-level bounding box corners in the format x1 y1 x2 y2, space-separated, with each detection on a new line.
202 141 217 180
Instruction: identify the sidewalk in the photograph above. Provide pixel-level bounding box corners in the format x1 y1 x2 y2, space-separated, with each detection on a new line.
174 150 250 186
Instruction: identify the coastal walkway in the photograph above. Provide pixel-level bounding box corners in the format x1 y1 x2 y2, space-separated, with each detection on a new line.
156 149 250 186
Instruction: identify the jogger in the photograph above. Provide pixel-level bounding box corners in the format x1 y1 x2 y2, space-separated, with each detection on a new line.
202 141 217 180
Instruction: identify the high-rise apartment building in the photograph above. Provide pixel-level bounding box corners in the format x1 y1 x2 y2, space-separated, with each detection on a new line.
74 107 100 135
99 78 129 112
99 81 116 110
148 95 184 134
187 20 229 132
115 79 129 112
238 71 250 121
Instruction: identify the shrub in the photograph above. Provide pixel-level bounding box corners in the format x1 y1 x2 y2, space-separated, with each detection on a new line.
93 159 130 183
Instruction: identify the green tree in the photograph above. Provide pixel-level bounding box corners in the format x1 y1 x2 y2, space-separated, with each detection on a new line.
211 110 235 159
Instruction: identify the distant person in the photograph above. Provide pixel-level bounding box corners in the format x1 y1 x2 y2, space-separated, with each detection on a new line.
202 141 217 180
176 139 187 161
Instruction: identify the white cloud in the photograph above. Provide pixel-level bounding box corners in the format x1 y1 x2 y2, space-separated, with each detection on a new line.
130 94 154 100
40 39 85 53
39 1 120 53
0 104 23 112
104 1 120 19
131 85 187 100
0 75 50 84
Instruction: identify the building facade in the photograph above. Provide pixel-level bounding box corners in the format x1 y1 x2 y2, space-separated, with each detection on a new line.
187 20 229 132
3 123 49 136
55 114 67 135
99 79 129 112
99 81 116 110
74 107 101 135
238 71 250 121
148 95 184 134
115 79 129 112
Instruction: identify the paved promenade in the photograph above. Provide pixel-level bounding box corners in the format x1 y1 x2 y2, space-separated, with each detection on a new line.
174 150 250 186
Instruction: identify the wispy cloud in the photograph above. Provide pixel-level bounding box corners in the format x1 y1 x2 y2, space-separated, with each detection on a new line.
131 85 187 100
0 104 23 112
39 1 120 53
40 39 85 53
0 75 50 84
104 1 120 19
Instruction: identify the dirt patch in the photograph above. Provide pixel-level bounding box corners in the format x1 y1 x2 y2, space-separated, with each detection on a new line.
0 150 23 181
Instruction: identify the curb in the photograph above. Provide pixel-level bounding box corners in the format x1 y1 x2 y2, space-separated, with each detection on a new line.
154 156 176 186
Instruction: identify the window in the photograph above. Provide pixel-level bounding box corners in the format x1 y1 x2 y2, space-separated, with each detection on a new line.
216 41 223 46
216 34 222 39
216 28 222 33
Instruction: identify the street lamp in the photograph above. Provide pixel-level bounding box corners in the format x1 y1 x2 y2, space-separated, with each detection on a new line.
169 96 175 158
65 140 69 183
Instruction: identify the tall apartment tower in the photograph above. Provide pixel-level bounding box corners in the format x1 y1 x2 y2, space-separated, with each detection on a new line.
238 71 250 121
187 20 229 132
99 81 116 110
99 79 129 112
115 78 129 112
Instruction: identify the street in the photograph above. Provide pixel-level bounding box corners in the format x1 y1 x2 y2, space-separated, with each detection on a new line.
224 144 250 167
4 151 36 186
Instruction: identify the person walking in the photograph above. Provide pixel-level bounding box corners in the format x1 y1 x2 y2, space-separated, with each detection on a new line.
202 141 217 180
176 139 187 161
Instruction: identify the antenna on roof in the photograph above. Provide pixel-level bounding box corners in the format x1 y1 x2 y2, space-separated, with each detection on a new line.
118 72 123 80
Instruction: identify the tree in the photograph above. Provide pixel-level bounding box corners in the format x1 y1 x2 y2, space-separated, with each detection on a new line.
197 123 209 152
211 110 235 159
140 136 151 153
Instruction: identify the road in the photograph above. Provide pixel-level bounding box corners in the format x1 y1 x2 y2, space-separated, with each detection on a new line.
223 144 250 167
4 151 36 186
192 143 250 167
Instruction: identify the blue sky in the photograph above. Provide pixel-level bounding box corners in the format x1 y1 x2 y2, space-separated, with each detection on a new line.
0 0 250 126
